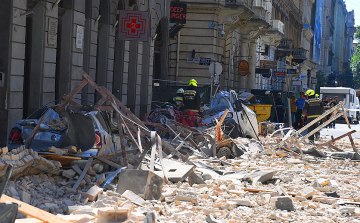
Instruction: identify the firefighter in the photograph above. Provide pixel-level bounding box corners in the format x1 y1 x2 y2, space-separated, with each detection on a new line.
302 89 324 142
183 79 201 112
170 88 185 111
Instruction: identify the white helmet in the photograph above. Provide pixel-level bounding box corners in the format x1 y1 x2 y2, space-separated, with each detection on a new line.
265 91 271 95
177 88 184 94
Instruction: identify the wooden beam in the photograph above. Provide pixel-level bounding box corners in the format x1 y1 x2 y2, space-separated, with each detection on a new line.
55 78 89 112
0 195 70 223
90 154 123 169
72 158 93 190
24 115 47 148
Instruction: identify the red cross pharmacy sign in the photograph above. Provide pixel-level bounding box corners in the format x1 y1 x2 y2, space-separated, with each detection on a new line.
119 10 149 41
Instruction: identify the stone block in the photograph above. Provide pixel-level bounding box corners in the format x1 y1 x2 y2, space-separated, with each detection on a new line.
270 196 295 211
174 190 198 205
340 207 355 213
299 187 315 198
44 47 57 63
62 169 76 179
174 211 193 219
206 214 223 223
155 165 194 183
249 170 277 184
121 190 145 206
84 185 103 202
20 191 31 203
117 169 163 200
98 208 129 223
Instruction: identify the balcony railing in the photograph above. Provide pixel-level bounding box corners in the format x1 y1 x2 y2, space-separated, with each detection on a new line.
278 38 292 49
224 0 254 8
292 48 307 59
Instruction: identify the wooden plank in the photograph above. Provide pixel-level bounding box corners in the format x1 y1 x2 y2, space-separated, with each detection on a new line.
71 165 83 175
215 109 229 142
95 96 107 106
72 158 93 190
90 154 122 169
55 78 89 113
348 134 358 152
24 115 47 148
115 113 128 167
341 106 351 129
15 218 42 223
81 71 146 128
0 195 70 223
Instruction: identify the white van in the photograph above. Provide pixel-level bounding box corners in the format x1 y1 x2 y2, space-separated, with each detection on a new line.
320 87 358 122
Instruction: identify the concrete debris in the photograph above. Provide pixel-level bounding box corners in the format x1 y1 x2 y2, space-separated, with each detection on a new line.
3 83 360 223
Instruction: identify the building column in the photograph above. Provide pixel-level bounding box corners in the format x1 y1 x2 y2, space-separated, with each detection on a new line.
82 0 100 105
57 0 86 104
239 38 249 90
248 40 257 92
0 0 27 145
28 1 58 114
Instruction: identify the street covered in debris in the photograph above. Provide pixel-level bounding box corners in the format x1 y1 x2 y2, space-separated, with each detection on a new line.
1 71 360 223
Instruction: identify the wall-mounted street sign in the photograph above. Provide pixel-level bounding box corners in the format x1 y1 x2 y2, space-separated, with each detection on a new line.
288 69 297 74
170 2 187 24
187 57 200 63
274 71 286 77
260 60 277 69
311 77 317 84
119 10 149 41
238 60 249 76
200 58 211 65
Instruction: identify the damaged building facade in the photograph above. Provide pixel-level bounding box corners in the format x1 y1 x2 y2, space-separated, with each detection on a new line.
0 0 170 145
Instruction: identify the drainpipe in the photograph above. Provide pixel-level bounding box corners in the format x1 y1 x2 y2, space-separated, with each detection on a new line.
227 31 234 91
175 31 181 84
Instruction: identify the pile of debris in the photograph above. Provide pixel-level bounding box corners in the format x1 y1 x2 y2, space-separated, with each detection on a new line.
1 70 360 223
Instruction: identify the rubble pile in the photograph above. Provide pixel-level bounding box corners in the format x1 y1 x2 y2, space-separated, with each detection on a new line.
2 72 360 222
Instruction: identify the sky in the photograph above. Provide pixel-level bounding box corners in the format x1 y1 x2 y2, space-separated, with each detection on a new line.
345 0 360 26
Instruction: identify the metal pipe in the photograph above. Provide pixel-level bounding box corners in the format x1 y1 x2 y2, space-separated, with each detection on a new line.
175 31 181 83
227 31 234 91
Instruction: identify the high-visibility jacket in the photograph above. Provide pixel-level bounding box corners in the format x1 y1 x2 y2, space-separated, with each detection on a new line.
183 86 200 111
302 98 324 119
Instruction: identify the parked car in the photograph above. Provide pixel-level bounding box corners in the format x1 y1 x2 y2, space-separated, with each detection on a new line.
81 111 121 157
7 107 120 157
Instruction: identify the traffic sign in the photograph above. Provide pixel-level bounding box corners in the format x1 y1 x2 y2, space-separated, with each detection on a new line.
209 62 222 75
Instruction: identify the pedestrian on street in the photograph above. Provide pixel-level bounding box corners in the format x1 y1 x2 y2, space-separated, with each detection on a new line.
302 89 324 142
294 91 306 129
290 95 297 125
274 92 284 123
330 96 339 128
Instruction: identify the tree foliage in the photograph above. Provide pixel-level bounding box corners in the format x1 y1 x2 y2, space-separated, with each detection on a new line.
351 26 360 89
315 71 327 93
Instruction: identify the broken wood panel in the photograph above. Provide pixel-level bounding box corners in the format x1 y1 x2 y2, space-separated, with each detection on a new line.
24 115 47 148
90 154 123 169
72 157 93 190
0 195 70 223
55 78 89 112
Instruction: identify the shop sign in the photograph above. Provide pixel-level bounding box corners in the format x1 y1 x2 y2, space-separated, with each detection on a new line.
119 10 149 41
299 75 307 80
260 60 277 69
238 60 249 76
170 2 187 24
187 57 200 63
288 69 297 74
274 71 286 77
292 81 302 86
311 77 317 84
